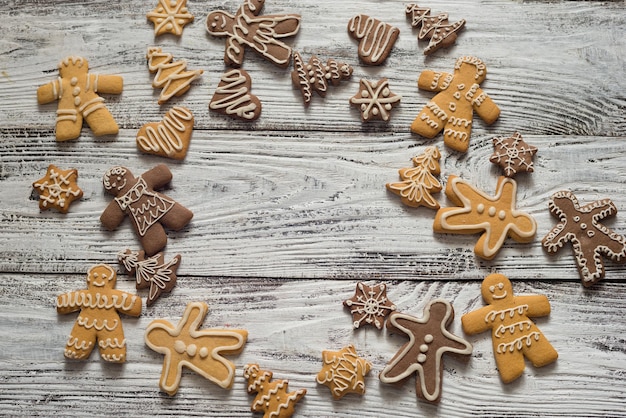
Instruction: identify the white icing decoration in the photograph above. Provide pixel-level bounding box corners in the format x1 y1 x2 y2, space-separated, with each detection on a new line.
348 15 398 64
209 69 259 120
137 107 193 156
57 290 138 312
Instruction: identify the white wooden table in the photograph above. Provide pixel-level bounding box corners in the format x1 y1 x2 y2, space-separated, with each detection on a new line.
1 0 625 416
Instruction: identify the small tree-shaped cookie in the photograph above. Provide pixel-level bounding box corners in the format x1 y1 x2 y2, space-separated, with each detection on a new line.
386 146 442 209
147 47 203 105
291 52 353 106
244 364 306 418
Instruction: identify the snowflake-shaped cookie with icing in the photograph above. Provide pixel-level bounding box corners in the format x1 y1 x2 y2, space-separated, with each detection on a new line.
343 282 396 329
32 164 83 213
316 344 371 399
349 78 401 122
489 132 537 177
147 0 194 36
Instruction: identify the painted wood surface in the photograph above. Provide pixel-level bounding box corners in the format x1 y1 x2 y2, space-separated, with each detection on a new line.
0 0 625 416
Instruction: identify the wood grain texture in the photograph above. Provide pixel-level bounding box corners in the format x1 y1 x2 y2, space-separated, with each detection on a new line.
0 0 625 416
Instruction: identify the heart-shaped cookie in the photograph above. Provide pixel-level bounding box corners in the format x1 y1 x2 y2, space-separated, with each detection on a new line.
136 107 194 160
209 69 261 121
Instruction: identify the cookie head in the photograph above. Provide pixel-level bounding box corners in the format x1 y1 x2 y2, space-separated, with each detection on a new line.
206 11 231 35
58 56 88 78
103 166 132 194
87 264 117 288
481 274 513 304
454 56 487 84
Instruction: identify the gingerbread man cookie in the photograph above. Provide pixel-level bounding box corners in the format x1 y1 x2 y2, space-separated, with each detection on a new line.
136 107 194 160
349 78 401 122
462 274 558 383
411 56 500 152
244 363 306 418
147 47 203 105
32 164 83 213
209 69 262 121
543 190 626 286
100 164 193 256
145 301 248 395
206 0 301 68
405 4 466 55
347 15 399 65
344 282 396 330
56 264 142 362
386 146 442 209
147 0 194 36
316 344 371 400
37 56 123 141
380 299 472 403
291 52 353 106
433 175 537 260
118 249 181 306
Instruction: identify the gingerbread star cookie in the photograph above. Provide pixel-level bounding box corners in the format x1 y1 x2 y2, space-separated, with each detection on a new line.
344 282 396 330
462 274 558 383
434 175 537 260
147 0 194 36
386 146 442 209
380 299 472 403
543 190 626 286
145 301 248 395
349 78 401 122
244 363 306 418
33 164 83 213
136 107 194 160
316 344 371 399
56 264 142 362
489 132 537 177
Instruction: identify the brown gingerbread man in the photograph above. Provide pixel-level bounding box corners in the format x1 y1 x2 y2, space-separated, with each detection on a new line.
100 165 193 256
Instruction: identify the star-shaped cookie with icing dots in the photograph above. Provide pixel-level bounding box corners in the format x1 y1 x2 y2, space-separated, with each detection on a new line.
147 0 194 36
349 78 401 122
32 164 83 213
344 282 396 329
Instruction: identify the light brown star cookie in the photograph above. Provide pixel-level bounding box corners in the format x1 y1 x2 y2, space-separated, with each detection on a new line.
33 164 83 213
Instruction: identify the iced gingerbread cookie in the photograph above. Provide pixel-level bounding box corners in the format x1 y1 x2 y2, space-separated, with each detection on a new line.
100 164 193 256
209 69 262 121
136 107 194 160
344 282 396 330
543 190 626 286
349 78 401 122
411 56 500 152
118 249 181 306
291 52 353 106
37 56 123 141
405 4 466 55
244 363 306 418
147 0 194 36
434 175 536 260
347 14 399 65
489 132 537 177
206 0 301 68
56 264 142 362
386 146 442 209
32 164 83 213
147 47 203 105
380 299 472 403
145 301 248 395
462 273 558 383
316 344 371 399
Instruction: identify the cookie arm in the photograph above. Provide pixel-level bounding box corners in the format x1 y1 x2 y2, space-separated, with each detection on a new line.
91 74 123 95
515 295 551 317
56 290 87 314
461 305 493 334
417 71 452 92
100 200 126 231
37 79 61 104
469 87 500 125
141 164 173 190
110 289 143 317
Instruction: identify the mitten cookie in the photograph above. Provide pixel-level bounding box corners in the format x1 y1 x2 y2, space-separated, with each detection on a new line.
56 264 142 362
32 164 83 213
100 164 193 256
347 14 399 65
209 69 261 121
136 107 194 160
462 273 558 383
37 56 123 141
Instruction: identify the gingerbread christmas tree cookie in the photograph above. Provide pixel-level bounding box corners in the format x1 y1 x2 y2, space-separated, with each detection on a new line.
147 47 203 105
32 164 83 213
405 4 466 55
461 274 558 383
37 56 123 141
244 363 306 418
291 52 353 106
145 301 248 395
386 146 442 209
56 264 142 362
380 299 472 403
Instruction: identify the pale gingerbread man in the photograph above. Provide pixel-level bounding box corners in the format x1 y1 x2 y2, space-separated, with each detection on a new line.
37 56 123 141
461 274 558 383
411 56 500 152
56 264 142 362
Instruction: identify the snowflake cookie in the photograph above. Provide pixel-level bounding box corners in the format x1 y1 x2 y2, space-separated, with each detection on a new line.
33 164 83 213
147 0 194 36
349 78 401 122
344 282 397 329
316 344 371 399
489 132 537 177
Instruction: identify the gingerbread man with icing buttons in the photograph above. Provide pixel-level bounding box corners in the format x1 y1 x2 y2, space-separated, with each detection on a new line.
461 274 558 383
37 56 123 141
411 56 500 152
56 264 142 362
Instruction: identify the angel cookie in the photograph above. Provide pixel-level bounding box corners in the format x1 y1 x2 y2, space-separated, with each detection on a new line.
100 165 193 256
411 56 500 152
37 56 123 141
462 274 558 383
145 302 248 395
206 0 301 68
434 175 536 260
56 264 142 362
